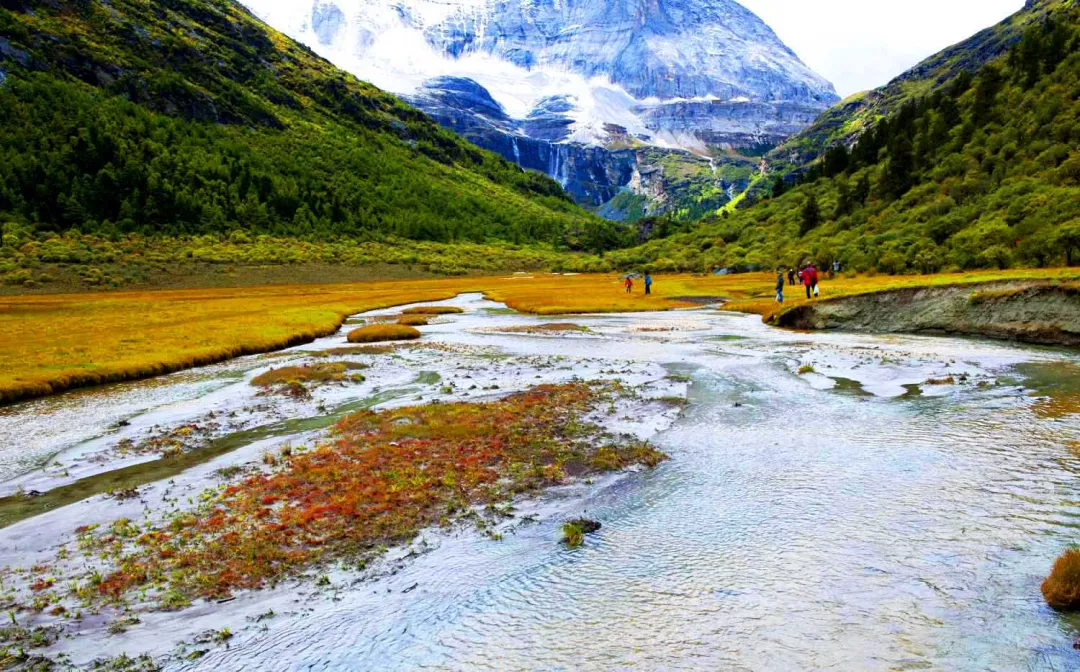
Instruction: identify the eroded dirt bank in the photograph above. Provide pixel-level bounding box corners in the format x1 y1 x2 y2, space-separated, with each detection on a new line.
775 282 1080 346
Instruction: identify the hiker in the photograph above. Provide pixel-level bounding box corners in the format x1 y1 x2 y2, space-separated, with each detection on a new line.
803 262 819 299
787 268 796 286
776 270 785 304
833 260 841 277
624 276 633 294
644 272 653 296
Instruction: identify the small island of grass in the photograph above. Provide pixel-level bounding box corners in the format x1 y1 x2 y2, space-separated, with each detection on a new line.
347 324 422 343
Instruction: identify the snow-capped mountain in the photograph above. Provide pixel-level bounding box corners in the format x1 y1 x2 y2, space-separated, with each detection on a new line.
242 0 838 214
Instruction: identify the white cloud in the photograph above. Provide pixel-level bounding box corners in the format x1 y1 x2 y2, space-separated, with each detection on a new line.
735 0 1026 97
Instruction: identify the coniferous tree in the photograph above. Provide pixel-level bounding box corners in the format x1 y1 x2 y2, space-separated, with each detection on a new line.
822 145 850 178
800 193 821 236
771 177 788 199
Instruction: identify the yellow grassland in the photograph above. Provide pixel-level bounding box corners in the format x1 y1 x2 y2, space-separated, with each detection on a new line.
2 269 1077 404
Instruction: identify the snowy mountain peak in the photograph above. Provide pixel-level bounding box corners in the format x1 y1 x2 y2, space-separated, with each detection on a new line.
242 0 838 215
243 0 837 149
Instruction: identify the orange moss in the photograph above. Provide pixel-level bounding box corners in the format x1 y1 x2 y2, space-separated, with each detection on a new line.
1033 393 1080 419
396 315 430 326
1042 548 1080 610
346 324 422 343
66 383 665 603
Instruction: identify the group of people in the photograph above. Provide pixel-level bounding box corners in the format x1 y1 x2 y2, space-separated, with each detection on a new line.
624 272 653 295
776 261 838 304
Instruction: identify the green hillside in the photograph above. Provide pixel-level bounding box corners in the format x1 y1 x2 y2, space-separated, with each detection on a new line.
770 0 1072 174
610 1 1080 274
0 0 620 251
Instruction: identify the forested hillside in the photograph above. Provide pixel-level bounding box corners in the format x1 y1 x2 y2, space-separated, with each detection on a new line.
0 0 620 250
610 1 1080 275
770 0 1067 174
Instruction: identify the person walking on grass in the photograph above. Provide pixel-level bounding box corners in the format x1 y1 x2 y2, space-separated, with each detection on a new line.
803 262 819 299
788 268 796 286
624 276 633 294
776 270 785 304
645 272 653 296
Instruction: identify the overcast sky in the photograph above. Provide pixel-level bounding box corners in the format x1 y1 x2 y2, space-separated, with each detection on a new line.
737 0 1026 97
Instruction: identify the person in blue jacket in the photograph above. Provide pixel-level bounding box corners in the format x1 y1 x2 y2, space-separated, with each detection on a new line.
775 270 785 304
644 272 653 295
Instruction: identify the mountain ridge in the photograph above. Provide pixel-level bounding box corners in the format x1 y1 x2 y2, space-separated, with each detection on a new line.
241 0 838 217
609 0 1080 275
768 0 1070 175
0 0 623 249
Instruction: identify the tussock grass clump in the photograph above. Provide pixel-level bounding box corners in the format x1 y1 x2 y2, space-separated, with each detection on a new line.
925 376 955 385
562 523 584 548
798 364 816 375
251 362 368 388
1042 549 1080 610
561 519 601 548
347 324 422 343
396 315 430 326
402 306 464 315
50 383 665 605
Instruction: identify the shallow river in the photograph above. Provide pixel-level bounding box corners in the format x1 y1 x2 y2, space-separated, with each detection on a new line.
3 295 1080 670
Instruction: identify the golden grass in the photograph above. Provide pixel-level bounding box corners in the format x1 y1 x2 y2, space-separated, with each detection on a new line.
396 315 430 326
401 306 465 315
347 324 422 343
2 268 1076 405
1043 548 1080 610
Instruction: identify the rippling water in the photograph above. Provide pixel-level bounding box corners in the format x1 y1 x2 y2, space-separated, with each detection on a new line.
182 303 1080 671
4 295 1080 670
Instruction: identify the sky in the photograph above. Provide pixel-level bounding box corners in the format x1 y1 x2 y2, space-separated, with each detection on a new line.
737 0 1026 97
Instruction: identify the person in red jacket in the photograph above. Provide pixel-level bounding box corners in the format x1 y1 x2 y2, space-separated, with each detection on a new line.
624 276 633 294
803 263 819 299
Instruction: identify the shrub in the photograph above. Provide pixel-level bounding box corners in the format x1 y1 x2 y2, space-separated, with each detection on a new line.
347 324 422 343
1042 548 1080 610
561 522 584 548
562 518 601 548
401 306 464 315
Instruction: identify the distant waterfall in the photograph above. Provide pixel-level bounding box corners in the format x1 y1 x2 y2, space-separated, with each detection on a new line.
511 137 521 165
547 144 570 188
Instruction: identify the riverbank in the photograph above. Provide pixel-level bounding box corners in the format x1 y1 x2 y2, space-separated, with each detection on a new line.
1 295 1077 669
0 296 691 667
3 269 1078 405
773 280 1080 346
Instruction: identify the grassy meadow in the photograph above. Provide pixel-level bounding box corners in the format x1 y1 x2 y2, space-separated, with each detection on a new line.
3 268 1078 405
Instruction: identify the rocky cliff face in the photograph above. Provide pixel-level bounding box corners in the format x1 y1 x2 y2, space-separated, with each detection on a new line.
242 0 838 216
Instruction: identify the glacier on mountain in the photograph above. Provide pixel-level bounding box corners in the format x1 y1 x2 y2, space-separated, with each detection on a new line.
242 0 838 213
